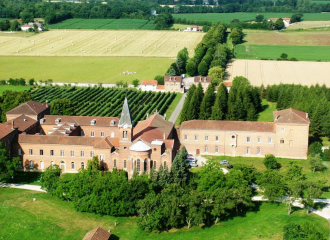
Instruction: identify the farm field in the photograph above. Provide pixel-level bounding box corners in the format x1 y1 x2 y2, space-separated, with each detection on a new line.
243 31 330 46
286 20 330 30
48 18 155 30
0 56 172 83
173 12 330 23
1 188 328 240
30 87 176 124
0 85 31 95
0 30 203 57
225 59 330 86
234 45 330 61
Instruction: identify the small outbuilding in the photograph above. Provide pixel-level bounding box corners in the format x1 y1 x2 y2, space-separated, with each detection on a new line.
82 227 111 240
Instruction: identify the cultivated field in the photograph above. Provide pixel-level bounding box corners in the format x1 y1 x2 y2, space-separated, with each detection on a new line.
286 20 330 30
0 56 173 83
48 18 155 30
225 59 330 87
0 29 203 58
243 31 330 46
173 12 330 23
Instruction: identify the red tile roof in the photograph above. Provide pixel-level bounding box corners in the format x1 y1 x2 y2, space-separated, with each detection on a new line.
0 123 15 139
82 227 111 240
181 120 275 132
164 76 182 82
156 85 165 90
41 115 119 127
221 81 233 87
194 76 212 83
11 114 37 132
133 114 174 142
274 108 310 124
141 80 157 86
7 101 48 116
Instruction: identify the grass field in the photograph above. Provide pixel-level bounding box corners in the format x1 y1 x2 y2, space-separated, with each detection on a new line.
0 188 328 240
258 99 276 122
48 18 155 30
0 85 31 95
165 93 183 120
286 20 330 30
173 13 330 23
0 56 173 83
0 29 203 58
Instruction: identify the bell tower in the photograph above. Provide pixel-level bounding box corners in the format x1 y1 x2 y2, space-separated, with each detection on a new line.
118 97 133 143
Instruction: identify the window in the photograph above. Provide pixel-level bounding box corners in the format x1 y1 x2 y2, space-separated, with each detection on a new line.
280 138 285 144
137 159 140 172
60 150 64 156
281 128 285 133
71 151 74 157
184 135 187 140
205 135 209 141
90 151 94 157
81 151 84 157
205 146 208 152
110 120 115 126
247 148 250 154
195 135 198 141
215 136 219 141
18 149 22 155
114 159 117 168
40 161 44 170
81 131 84 136
50 150 54 156
257 148 261 155
247 137 251 143
71 162 75 170
39 150 43 155
124 160 127 169
91 131 95 137
215 146 219 153
101 131 104 137
81 162 84 169
29 149 33 155
111 132 114 138
258 137 261 143
100 155 105 161
164 161 167 169
154 161 157 169
29 160 33 168
268 138 272 143
123 131 128 138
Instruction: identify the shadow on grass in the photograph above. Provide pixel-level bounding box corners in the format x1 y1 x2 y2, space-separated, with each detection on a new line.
314 202 328 211
7 171 42 184
109 234 119 240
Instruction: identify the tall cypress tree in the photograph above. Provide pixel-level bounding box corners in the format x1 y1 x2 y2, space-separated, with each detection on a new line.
170 147 189 187
310 105 323 137
187 83 204 120
211 83 228 120
199 84 215 120
179 84 196 124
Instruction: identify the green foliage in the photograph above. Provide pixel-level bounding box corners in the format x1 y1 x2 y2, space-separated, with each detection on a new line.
308 141 323 157
186 83 204 120
257 170 286 202
170 147 189 187
263 154 281 170
176 47 189 74
208 66 225 83
154 75 164 85
211 83 228 120
291 13 303 23
274 18 285 30
132 79 139 88
280 53 288 59
255 14 264 22
155 13 173 30
0 143 20 181
20 10 34 24
40 164 61 194
302 180 324 214
199 83 215 120
185 60 197 76
179 84 196 124
323 149 330 161
229 28 244 45
197 60 209 76
50 98 75 116
309 157 327 173
87 156 100 171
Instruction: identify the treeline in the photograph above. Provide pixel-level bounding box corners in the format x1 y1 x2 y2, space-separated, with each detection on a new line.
41 148 255 232
263 84 330 138
179 77 262 124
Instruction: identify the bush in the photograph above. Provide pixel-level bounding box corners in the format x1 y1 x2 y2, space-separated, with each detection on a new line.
323 149 330 161
263 154 281 170
154 75 164 85
308 141 323 158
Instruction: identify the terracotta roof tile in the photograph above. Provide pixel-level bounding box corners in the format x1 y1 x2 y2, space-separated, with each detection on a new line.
83 227 111 240
94 137 119 149
10 114 37 132
274 108 310 124
41 115 119 127
181 120 275 132
7 101 48 116
156 85 165 89
141 80 157 85
0 123 15 139
221 81 232 87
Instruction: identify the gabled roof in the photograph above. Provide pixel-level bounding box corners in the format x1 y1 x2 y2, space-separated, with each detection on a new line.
141 80 158 86
181 120 275 132
118 97 132 128
194 76 212 83
0 123 15 140
156 85 165 90
82 227 111 240
164 76 182 82
94 137 119 149
41 115 119 127
129 140 151 152
274 108 310 124
7 101 48 116
11 114 37 132
133 113 173 142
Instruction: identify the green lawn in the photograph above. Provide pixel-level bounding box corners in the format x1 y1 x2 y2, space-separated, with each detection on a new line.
258 99 276 122
165 93 183 120
0 188 328 240
0 56 172 84
173 13 330 23
234 44 330 61
0 85 31 95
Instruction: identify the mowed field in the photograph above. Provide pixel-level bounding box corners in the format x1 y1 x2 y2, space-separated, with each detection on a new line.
0 30 203 57
0 56 173 83
286 20 330 30
225 59 330 87
173 12 330 23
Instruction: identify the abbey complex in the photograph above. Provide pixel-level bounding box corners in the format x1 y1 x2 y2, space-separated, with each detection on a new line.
0 99 309 177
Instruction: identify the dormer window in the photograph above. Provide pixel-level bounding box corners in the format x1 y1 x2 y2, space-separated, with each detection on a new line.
110 120 116 126
55 118 61 124
40 118 45 124
91 119 96 125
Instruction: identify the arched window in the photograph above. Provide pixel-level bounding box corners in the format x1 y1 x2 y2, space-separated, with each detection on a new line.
137 159 140 172
215 146 219 153
164 161 167 169
29 160 33 169
154 161 157 169
124 160 127 169
81 162 85 169
114 159 117 168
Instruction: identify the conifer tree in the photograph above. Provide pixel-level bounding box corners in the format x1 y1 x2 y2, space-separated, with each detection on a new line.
170 147 189 187
199 83 215 120
187 83 204 120
310 106 323 137
211 83 228 120
179 85 196 124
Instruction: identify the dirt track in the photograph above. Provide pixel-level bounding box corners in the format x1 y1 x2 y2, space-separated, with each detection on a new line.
225 59 330 87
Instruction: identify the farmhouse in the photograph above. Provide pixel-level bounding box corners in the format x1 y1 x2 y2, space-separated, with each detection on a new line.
267 18 291 27
184 25 203 32
164 75 184 93
21 22 43 31
193 76 212 92
4 99 177 177
140 80 164 92
180 108 310 159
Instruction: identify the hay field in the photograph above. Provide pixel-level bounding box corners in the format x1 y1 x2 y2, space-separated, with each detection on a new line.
243 31 330 46
286 21 330 30
225 59 330 87
0 29 203 58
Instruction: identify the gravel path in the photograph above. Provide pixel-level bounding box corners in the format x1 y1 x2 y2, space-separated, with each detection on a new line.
0 183 46 192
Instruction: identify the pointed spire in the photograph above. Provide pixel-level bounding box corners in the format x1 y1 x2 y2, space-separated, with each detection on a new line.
119 97 132 127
